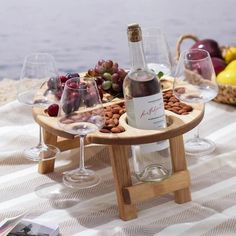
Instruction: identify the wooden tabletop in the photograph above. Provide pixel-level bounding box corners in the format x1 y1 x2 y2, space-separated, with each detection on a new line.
32 101 204 146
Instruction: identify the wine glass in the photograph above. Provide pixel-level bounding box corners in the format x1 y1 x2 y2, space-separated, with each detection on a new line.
17 53 60 161
57 77 105 189
143 27 173 77
173 48 219 156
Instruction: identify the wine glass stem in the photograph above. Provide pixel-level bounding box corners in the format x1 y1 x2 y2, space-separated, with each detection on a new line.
194 126 200 140
194 103 205 140
79 135 86 171
37 125 46 148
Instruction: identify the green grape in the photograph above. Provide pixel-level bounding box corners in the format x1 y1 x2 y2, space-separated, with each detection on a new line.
102 80 112 90
103 72 112 81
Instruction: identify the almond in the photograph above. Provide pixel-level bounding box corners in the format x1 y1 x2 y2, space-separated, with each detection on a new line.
100 128 111 133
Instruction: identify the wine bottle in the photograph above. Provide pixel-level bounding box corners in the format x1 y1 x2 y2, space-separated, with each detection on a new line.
123 23 172 182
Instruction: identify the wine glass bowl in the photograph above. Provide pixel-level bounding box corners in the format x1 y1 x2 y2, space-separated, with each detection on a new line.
173 49 219 157
58 77 105 189
142 27 172 77
174 49 218 104
18 53 60 106
17 53 60 161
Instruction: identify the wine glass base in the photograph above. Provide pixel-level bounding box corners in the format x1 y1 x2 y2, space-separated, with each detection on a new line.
23 144 60 162
136 164 171 182
185 137 215 157
63 169 100 189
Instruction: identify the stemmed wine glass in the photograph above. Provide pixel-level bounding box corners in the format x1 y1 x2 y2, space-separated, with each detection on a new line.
57 77 105 189
17 53 60 161
143 27 173 77
173 49 219 156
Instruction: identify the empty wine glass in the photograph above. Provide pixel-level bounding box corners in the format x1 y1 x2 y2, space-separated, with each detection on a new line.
58 77 105 189
173 49 219 156
17 53 60 161
143 27 173 77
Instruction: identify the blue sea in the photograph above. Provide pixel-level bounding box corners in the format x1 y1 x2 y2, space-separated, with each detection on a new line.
0 0 236 79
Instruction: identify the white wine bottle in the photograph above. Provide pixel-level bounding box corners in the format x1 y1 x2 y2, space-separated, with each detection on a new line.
123 23 172 182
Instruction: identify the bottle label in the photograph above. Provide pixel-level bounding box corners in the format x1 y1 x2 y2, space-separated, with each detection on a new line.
133 93 165 129
132 93 169 153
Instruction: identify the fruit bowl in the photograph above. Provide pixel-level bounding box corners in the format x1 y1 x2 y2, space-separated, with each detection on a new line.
176 34 236 106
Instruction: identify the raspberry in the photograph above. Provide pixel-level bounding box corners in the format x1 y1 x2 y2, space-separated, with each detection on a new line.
47 104 59 117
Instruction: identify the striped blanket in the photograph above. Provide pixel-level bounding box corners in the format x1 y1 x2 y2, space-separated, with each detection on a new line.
0 100 235 235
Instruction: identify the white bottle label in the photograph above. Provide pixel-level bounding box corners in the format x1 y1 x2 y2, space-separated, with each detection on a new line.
133 93 165 129
132 93 169 154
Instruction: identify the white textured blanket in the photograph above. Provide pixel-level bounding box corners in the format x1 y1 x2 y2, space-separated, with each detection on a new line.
0 100 235 236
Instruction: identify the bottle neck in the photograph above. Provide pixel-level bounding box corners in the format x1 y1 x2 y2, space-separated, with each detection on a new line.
128 40 148 71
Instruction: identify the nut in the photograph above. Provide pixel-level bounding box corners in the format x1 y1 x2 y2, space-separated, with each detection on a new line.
117 125 125 132
182 105 193 112
112 114 120 119
105 111 113 118
111 127 121 133
100 128 111 133
113 118 119 126
100 102 126 133
112 107 120 114
119 108 126 115
163 90 193 115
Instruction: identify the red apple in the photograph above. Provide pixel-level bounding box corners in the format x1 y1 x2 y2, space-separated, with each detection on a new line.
211 57 226 75
191 39 223 59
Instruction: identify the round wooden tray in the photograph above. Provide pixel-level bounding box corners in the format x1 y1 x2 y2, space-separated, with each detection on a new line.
32 100 204 146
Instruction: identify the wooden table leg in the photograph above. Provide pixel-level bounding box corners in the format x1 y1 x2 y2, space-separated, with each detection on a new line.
109 145 137 221
38 129 58 174
169 135 191 203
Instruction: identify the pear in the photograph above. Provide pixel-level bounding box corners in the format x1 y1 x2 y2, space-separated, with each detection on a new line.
217 60 236 85
223 47 236 64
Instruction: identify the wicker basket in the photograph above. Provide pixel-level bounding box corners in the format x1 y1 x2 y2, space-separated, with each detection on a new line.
176 34 236 106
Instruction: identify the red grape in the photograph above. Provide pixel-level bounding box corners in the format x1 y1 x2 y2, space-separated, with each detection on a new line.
47 104 59 117
95 76 104 85
98 59 105 66
88 68 96 76
112 83 122 92
111 73 119 83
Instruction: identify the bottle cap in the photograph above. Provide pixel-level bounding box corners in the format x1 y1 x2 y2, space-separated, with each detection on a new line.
127 23 142 42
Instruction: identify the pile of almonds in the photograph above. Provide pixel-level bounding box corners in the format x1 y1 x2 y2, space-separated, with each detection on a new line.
163 90 193 115
100 102 126 133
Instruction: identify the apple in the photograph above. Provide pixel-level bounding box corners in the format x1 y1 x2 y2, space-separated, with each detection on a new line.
191 39 223 59
211 57 226 75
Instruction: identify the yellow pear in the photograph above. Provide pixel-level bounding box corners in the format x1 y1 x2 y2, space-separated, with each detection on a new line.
225 59 236 70
223 47 236 64
217 68 236 86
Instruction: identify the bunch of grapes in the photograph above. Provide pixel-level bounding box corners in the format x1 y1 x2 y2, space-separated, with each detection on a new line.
87 59 127 98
